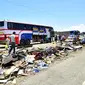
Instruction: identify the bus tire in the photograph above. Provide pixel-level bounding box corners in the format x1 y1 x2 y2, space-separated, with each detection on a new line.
26 39 30 45
20 39 25 46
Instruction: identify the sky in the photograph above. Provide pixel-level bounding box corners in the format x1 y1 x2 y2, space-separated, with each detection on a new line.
0 0 85 32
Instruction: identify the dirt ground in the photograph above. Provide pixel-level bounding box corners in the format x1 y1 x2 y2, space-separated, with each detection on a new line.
0 43 84 85
8 47 84 85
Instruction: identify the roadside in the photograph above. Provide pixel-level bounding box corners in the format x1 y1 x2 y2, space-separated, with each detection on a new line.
0 42 83 85
16 47 85 85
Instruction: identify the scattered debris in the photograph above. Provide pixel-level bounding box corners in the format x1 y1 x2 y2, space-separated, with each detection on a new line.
0 41 83 84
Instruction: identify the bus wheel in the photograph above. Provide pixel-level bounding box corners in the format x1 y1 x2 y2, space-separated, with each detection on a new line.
20 39 25 46
26 39 30 45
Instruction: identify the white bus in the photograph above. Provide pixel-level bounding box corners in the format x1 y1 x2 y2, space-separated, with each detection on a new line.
0 20 54 45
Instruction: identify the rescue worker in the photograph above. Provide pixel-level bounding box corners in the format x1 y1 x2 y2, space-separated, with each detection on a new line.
9 32 16 54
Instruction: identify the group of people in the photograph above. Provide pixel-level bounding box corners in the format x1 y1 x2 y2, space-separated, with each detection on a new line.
55 34 66 45
6 32 16 55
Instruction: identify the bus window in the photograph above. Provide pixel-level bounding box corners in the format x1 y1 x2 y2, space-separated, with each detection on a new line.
13 23 18 29
0 21 4 27
26 25 32 30
18 23 24 30
7 22 13 29
32 26 39 32
39 26 45 33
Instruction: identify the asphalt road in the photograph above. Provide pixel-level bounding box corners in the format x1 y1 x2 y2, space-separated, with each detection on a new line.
17 48 85 85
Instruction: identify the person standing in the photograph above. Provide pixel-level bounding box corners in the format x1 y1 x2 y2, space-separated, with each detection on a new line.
55 35 57 42
9 32 16 54
5 37 10 50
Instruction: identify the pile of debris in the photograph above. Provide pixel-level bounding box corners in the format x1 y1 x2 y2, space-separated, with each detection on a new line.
0 42 83 85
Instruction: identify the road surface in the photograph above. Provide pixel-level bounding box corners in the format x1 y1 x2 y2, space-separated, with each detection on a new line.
17 48 85 85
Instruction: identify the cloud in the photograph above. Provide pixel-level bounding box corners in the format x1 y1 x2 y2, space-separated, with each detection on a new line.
56 24 85 32
69 24 85 32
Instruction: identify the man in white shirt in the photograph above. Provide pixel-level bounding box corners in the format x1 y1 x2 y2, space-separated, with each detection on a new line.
9 32 16 54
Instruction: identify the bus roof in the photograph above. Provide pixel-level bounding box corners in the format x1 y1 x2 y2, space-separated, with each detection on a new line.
2 20 53 28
